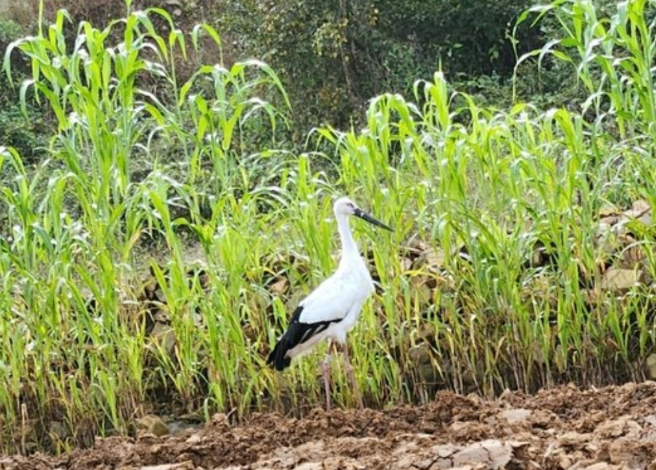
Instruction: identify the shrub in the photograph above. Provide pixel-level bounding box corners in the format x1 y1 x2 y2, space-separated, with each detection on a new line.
0 17 47 165
217 0 539 139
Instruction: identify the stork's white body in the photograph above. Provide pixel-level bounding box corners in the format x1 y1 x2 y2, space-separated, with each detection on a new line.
286 249 375 360
266 196 392 410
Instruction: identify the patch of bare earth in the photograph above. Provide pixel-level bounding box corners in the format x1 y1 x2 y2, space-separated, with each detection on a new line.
4 382 656 470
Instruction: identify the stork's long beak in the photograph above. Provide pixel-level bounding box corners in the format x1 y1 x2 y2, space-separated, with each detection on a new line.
354 208 394 232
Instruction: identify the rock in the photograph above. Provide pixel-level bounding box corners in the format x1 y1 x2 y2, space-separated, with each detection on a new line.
153 311 170 323
599 204 620 217
401 256 413 271
599 268 640 291
406 235 429 254
431 443 457 458
185 433 202 444
407 342 433 365
150 323 177 355
559 431 591 445
638 211 652 225
500 408 532 425
411 246 445 273
608 437 651 467
619 243 645 269
324 457 365 470
137 415 170 437
211 413 230 426
599 215 619 227
584 463 618 470
427 459 454 470
139 463 194 470
647 355 656 380
557 453 573 469
595 416 642 438
425 444 459 470
626 199 651 218
481 440 514 469
452 440 512 469
268 277 288 295
293 463 323 470
48 420 70 441
408 278 433 306
424 247 445 272
643 414 656 427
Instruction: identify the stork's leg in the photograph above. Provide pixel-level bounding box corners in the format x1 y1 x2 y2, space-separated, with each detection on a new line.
340 342 364 409
322 342 335 411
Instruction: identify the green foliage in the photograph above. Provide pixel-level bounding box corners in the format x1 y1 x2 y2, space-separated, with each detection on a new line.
218 0 537 139
516 0 656 140
0 18 47 165
0 4 289 452
3 0 656 457
0 17 22 42
0 105 46 165
376 0 535 76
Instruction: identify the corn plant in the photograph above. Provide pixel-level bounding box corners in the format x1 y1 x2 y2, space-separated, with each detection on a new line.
1 0 656 456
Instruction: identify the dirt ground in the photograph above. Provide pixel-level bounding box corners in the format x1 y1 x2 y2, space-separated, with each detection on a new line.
4 382 656 470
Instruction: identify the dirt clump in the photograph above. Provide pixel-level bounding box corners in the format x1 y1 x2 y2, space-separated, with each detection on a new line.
4 382 656 469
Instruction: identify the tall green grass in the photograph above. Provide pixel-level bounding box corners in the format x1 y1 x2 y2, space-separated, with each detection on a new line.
1 0 656 455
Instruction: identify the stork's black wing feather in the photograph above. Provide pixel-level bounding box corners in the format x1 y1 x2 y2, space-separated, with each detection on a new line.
266 305 339 371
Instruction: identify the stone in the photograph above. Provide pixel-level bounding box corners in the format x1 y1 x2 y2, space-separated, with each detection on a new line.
139 463 194 470
452 440 512 469
293 463 323 470
584 463 618 470
500 408 532 425
646 355 656 380
48 420 70 440
150 323 177 355
599 268 640 291
137 415 170 437
431 443 457 458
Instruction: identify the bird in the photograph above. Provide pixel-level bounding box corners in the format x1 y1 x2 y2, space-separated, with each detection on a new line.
266 196 393 411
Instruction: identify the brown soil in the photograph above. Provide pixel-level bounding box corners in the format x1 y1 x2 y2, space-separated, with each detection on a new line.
4 382 656 470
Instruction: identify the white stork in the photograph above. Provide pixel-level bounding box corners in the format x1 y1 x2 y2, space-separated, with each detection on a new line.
266 196 393 410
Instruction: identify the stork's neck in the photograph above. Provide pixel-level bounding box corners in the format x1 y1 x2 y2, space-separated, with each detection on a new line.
336 213 359 267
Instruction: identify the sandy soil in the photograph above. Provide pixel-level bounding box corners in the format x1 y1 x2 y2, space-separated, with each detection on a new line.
3 382 656 470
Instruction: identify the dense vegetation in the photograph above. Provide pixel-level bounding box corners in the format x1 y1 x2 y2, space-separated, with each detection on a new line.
217 0 543 136
2 0 656 456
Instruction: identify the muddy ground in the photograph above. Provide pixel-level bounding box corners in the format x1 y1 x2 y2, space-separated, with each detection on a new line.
4 382 656 470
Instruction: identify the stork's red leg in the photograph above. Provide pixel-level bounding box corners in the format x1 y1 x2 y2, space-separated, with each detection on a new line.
321 358 331 411
322 341 338 411
341 342 364 409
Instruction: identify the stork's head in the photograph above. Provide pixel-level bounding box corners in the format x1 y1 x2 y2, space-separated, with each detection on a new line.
333 196 393 231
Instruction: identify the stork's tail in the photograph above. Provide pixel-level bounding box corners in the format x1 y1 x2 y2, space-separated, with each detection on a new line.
267 306 305 371
266 335 292 371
